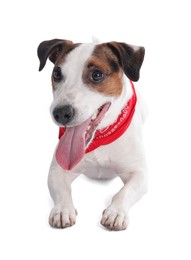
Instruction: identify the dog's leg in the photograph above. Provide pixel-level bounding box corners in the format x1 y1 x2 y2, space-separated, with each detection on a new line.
101 169 147 231
48 156 79 228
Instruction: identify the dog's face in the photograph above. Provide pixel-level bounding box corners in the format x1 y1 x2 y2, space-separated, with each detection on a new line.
51 43 124 128
38 39 144 149
38 39 145 125
38 39 145 170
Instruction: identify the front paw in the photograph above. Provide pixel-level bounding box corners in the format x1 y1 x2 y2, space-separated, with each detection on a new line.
49 205 77 228
101 207 128 231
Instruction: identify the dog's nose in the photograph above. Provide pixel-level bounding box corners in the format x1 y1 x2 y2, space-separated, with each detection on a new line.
53 105 75 125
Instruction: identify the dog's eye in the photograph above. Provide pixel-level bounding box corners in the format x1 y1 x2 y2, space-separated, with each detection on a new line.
53 67 63 82
91 70 104 82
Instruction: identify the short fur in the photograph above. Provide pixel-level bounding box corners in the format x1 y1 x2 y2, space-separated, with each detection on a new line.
38 39 147 231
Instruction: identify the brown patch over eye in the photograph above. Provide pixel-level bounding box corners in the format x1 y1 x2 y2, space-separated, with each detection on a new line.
83 44 123 97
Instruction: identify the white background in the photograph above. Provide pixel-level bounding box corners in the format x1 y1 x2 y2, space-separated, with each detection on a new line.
0 0 191 259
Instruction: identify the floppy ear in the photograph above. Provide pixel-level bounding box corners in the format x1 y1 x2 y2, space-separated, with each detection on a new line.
107 42 145 81
37 39 73 71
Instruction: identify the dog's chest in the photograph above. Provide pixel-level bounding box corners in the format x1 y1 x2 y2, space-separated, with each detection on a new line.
80 150 118 179
73 133 131 179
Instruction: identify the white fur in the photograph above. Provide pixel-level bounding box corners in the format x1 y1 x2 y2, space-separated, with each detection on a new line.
48 43 148 231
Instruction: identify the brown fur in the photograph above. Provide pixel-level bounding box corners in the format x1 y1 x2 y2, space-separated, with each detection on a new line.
55 43 80 66
82 44 123 97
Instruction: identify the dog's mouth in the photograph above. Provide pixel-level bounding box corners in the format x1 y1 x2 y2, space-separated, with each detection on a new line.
56 102 111 170
85 103 111 145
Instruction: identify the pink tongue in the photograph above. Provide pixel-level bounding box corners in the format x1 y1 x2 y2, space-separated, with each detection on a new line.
56 117 91 170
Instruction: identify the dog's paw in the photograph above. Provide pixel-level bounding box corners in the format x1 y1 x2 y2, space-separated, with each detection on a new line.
49 205 77 229
100 207 128 231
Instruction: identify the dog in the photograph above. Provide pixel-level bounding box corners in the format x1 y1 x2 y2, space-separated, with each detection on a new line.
37 38 148 231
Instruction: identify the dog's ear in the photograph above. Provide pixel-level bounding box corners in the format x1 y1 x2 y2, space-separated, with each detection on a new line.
37 39 73 71
107 42 145 81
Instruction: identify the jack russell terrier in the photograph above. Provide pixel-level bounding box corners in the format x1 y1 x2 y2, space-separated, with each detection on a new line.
37 39 148 231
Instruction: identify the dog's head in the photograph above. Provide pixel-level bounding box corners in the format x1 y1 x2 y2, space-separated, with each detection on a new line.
37 39 145 169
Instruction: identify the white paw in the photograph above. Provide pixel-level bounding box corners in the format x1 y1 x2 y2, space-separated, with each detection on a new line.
101 207 128 231
49 205 77 228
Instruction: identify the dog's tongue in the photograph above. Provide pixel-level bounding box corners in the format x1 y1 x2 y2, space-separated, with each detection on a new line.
56 118 91 170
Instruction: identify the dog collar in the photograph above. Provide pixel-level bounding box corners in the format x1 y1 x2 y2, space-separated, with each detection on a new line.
58 81 137 153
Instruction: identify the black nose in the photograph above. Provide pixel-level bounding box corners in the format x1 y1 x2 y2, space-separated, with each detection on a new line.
53 105 75 125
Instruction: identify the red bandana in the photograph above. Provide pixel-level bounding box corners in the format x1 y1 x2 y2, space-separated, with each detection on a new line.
58 81 137 153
